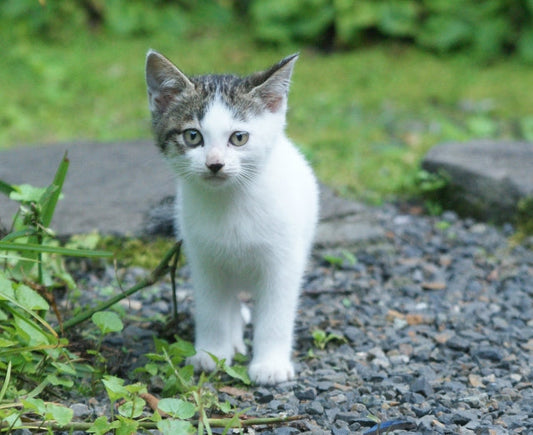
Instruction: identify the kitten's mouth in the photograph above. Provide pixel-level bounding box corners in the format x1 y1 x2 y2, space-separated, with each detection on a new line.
202 173 229 185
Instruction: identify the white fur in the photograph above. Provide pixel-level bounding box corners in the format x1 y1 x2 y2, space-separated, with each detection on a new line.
173 98 318 385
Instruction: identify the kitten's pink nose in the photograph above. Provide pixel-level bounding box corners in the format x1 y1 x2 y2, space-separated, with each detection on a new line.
207 163 224 174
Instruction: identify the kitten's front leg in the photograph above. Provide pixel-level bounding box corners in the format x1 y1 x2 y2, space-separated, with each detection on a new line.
249 276 300 385
186 284 244 372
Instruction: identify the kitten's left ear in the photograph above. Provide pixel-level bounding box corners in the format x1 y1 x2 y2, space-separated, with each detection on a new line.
249 53 299 113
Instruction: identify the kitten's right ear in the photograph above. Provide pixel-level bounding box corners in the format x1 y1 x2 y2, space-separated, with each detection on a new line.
145 50 194 114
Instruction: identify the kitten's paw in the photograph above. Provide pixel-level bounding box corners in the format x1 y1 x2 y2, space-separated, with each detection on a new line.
187 346 236 373
186 351 218 373
248 358 295 385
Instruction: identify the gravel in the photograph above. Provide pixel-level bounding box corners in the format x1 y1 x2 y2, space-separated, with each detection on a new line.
62 203 533 434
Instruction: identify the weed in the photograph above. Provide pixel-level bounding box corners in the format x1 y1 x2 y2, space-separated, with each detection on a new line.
312 328 346 351
323 250 357 269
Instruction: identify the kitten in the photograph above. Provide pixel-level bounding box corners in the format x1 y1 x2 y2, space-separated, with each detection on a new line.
145 50 319 385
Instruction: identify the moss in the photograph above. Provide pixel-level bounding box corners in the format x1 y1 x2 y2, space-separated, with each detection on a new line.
98 236 177 269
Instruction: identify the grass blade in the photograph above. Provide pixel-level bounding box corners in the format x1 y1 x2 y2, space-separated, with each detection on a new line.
0 361 11 401
1 228 38 242
0 241 113 258
0 180 16 197
41 152 69 228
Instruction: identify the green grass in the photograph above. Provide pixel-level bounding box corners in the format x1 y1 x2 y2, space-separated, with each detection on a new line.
2 19 533 202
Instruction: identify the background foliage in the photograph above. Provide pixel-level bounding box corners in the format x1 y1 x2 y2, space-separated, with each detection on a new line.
4 0 533 62
249 0 533 62
2 0 533 202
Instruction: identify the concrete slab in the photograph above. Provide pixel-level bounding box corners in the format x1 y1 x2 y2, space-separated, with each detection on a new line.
0 141 175 235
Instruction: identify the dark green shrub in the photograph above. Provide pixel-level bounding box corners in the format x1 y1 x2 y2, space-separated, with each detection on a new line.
248 0 533 62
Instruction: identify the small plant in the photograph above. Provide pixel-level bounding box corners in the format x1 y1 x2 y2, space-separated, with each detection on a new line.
312 328 346 351
415 169 450 216
322 250 357 269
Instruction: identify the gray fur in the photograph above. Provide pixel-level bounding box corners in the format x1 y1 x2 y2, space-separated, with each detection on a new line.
145 51 298 155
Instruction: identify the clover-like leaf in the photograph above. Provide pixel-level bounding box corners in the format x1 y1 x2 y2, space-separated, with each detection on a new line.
92 311 123 335
157 398 196 420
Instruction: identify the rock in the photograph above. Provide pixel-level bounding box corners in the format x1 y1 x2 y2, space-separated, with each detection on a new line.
295 388 317 401
474 346 504 362
70 403 91 419
272 428 300 435
422 140 533 223
306 400 324 415
411 376 434 397
253 388 274 403
315 218 385 248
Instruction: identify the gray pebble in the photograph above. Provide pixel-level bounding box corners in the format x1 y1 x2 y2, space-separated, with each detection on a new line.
410 376 434 397
306 400 324 415
254 388 274 403
70 403 91 419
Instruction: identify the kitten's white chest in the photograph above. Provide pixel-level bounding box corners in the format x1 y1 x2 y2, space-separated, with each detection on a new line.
180 185 272 250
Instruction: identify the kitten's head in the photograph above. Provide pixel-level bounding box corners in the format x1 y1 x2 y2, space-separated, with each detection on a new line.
145 50 298 188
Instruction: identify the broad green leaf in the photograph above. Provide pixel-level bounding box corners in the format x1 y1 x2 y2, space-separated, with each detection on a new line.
1 412 22 428
45 403 73 426
0 275 15 299
157 398 196 419
169 337 197 359
14 314 51 346
124 382 147 395
9 184 48 203
116 417 139 435
157 419 195 435
22 397 46 414
118 397 145 419
142 362 158 376
223 364 251 385
92 311 124 334
87 416 120 435
51 361 77 376
15 283 49 311
46 374 74 388
218 400 232 414
102 376 130 402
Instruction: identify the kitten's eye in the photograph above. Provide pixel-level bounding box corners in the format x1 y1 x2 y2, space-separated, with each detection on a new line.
183 129 203 147
229 131 249 147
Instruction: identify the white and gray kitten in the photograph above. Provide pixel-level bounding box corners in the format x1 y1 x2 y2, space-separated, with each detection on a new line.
145 51 319 385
